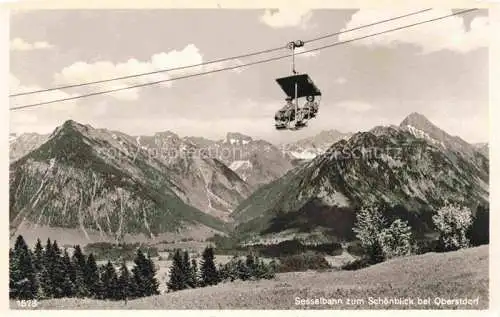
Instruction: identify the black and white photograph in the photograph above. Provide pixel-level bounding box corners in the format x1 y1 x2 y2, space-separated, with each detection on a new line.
6 3 494 311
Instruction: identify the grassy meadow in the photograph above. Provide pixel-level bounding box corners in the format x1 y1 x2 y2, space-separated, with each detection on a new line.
14 245 488 310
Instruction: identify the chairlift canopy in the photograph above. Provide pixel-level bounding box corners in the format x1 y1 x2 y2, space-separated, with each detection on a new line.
275 74 322 99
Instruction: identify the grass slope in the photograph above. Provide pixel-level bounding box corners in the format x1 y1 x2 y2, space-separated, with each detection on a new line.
22 245 488 310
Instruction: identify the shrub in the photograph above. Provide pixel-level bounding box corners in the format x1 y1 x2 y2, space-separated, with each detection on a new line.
341 258 372 271
432 202 472 251
352 205 387 264
218 256 239 282
414 239 443 254
310 242 343 256
346 241 365 257
253 259 276 279
277 252 331 273
353 205 414 263
84 242 158 262
219 254 276 282
378 219 414 259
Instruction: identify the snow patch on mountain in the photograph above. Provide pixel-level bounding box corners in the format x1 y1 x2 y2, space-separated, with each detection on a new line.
289 150 320 160
229 160 252 171
405 125 446 148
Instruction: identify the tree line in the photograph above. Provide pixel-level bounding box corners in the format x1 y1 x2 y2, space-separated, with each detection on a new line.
9 236 159 301
166 246 276 292
10 235 278 301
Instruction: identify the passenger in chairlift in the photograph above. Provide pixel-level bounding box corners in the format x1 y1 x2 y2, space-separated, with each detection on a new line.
275 97 296 122
302 95 319 119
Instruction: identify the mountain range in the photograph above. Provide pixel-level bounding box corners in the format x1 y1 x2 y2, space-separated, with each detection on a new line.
9 113 489 244
9 121 248 242
283 129 353 161
184 132 294 188
234 113 489 243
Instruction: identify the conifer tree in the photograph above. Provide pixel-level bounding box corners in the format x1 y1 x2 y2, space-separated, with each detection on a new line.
183 251 196 288
84 253 101 298
71 244 88 297
101 261 119 300
220 255 239 282
51 241 66 298
64 249 77 282
31 239 46 298
131 251 145 297
111 272 119 300
256 259 275 279
182 251 190 274
71 245 87 272
52 240 62 256
61 249 76 297
73 268 88 298
117 261 133 301
40 238 54 297
167 249 187 291
61 275 75 298
9 248 19 299
132 249 160 297
245 253 258 278
10 235 38 299
96 265 106 299
190 258 198 288
44 238 52 254
200 246 219 286
32 238 44 273
236 258 251 281
145 253 160 295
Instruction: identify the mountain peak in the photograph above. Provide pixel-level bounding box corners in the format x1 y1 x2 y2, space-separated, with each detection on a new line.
62 119 79 126
316 129 343 138
399 112 449 144
225 132 253 145
154 130 180 139
62 119 91 129
50 120 91 138
400 112 433 127
399 112 482 158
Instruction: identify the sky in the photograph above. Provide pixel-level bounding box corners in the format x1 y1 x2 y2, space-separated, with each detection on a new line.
9 8 491 144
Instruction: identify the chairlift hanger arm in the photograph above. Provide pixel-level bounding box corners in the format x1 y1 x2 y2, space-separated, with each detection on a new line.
286 40 304 75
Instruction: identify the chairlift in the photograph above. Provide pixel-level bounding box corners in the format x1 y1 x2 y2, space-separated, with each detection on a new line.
274 40 322 130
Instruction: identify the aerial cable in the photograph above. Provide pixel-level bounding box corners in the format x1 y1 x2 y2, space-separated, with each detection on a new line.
9 8 478 111
9 8 432 97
